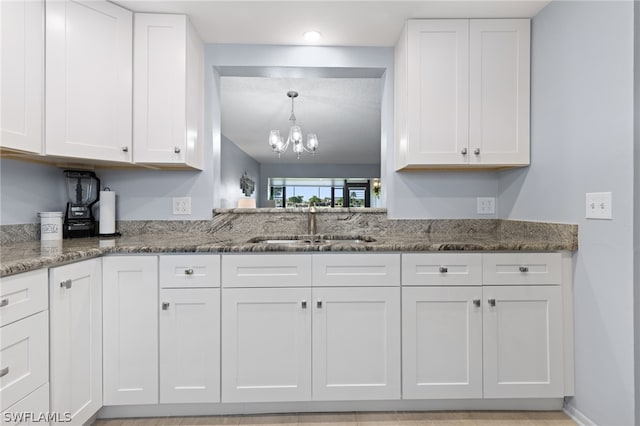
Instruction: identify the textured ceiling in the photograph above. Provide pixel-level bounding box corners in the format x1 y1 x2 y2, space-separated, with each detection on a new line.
114 1 550 46
220 77 382 164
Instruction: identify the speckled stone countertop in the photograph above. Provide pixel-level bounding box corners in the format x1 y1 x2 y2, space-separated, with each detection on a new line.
0 210 578 277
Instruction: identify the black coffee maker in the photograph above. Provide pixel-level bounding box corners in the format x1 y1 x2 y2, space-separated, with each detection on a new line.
63 170 100 238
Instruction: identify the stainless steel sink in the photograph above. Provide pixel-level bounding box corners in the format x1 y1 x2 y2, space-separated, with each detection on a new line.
248 235 376 245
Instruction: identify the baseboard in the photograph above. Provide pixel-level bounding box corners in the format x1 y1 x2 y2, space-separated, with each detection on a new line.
563 403 598 426
98 399 564 419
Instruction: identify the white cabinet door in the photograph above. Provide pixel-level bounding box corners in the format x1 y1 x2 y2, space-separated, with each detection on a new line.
45 0 132 162
133 14 204 169
469 19 530 166
312 287 400 401
1 384 49 426
221 288 311 403
159 288 220 404
400 20 469 168
0 0 43 154
49 258 102 425
402 287 483 399
102 256 158 405
483 285 563 398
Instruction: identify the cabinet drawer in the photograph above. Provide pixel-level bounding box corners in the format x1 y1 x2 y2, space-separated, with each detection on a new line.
312 253 400 287
159 255 220 288
0 311 48 412
0 269 47 327
1 383 49 425
402 253 482 286
222 254 311 288
482 253 561 285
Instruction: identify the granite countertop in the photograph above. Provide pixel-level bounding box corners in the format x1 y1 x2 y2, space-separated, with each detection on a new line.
0 221 578 277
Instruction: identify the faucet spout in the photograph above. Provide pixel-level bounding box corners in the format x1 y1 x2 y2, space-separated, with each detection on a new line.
308 201 317 235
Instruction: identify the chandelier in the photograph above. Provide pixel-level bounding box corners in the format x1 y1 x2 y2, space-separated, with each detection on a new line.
268 91 318 159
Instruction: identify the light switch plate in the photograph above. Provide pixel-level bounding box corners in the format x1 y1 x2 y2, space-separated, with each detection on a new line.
477 197 496 215
585 192 612 219
172 197 191 215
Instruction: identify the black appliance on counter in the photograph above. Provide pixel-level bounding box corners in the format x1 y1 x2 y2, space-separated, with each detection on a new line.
63 170 100 238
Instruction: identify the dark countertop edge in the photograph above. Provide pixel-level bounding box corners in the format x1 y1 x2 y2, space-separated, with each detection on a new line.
213 208 388 214
0 240 577 278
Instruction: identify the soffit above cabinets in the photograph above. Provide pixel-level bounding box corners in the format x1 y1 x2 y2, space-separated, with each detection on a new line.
112 1 551 46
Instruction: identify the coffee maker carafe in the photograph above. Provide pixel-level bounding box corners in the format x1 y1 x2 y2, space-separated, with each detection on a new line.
63 170 100 238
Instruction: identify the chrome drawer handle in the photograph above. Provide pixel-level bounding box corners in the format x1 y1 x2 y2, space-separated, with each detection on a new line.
60 279 72 289
488 298 496 307
185 269 194 275
519 266 529 273
301 300 307 309
0 367 8 378
122 146 129 152
162 302 170 310
461 148 468 155
474 148 480 155
317 300 322 308
473 299 481 307
439 266 448 273
0 299 8 308
174 147 181 154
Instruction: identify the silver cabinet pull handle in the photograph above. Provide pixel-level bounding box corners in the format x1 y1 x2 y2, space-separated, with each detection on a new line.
60 279 72 289
461 148 468 155
474 148 480 155
0 367 9 378
162 302 170 310
122 146 129 152
174 147 181 154
439 266 448 273
473 299 481 307
317 300 322 308
185 269 194 275
519 266 529 273
0 299 8 308
301 300 307 309
488 298 496 307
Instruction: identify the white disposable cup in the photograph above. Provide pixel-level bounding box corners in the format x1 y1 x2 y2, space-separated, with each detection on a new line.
38 212 63 241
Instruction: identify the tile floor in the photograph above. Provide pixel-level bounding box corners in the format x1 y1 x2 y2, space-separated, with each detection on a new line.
92 411 576 426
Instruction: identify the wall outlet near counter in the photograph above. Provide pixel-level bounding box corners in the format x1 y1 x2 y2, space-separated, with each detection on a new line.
586 192 612 219
172 197 191 215
477 197 496 215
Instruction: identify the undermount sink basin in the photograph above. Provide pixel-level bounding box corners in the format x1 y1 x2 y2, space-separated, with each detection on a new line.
249 235 376 245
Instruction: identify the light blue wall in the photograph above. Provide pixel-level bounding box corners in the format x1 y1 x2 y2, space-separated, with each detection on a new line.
0 158 67 225
205 44 501 219
499 2 635 424
220 135 260 208
258 163 380 207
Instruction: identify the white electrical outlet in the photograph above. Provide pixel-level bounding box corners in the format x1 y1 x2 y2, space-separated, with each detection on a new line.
172 197 191 215
477 197 496 215
585 192 612 219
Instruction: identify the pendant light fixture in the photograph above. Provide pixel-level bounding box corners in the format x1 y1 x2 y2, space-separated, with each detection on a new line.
268 91 318 159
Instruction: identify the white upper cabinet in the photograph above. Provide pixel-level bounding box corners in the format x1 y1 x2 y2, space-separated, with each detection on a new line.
395 19 530 170
0 0 44 154
469 20 530 166
45 0 133 163
133 14 204 170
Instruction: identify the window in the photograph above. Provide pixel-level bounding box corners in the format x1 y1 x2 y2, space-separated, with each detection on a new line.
267 178 377 208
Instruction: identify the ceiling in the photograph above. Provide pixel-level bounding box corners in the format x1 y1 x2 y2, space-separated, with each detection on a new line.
220 76 382 164
113 1 550 47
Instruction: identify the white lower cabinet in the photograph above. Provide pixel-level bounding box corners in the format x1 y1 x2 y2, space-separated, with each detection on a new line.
401 253 567 400
49 258 102 425
402 286 483 399
103 256 158 405
312 287 400 401
159 288 220 404
1 384 50 425
483 285 564 398
221 287 312 403
221 253 401 403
